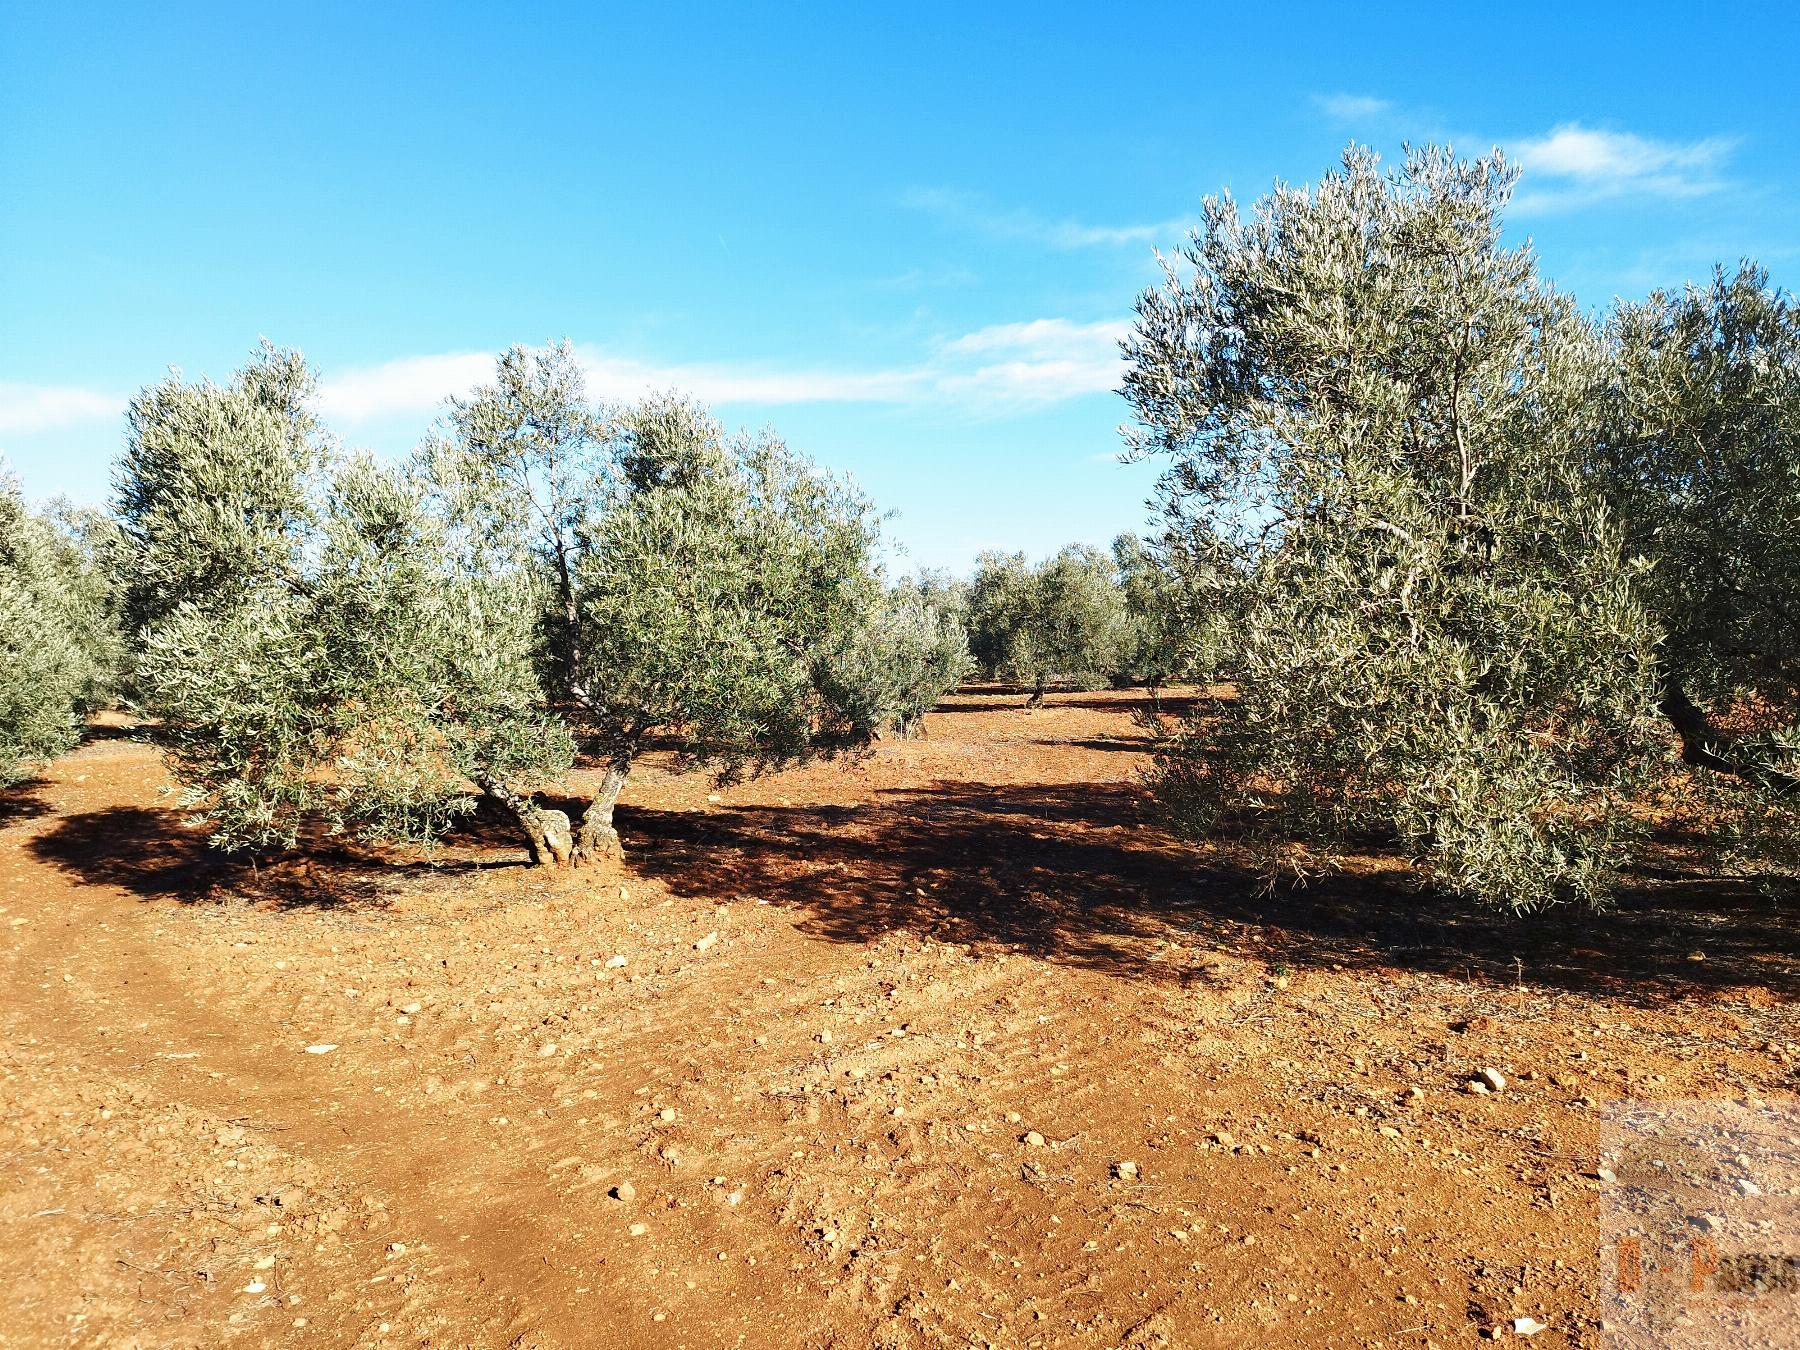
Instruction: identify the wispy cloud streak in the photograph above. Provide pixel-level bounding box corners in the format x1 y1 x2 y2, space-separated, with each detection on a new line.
901 187 1184 250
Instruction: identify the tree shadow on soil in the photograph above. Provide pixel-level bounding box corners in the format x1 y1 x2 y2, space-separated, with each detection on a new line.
26 798 529 911
620 777 1795 1007
25 760 1792 1005
0 780 53 826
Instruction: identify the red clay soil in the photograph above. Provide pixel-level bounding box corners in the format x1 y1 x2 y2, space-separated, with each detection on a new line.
2 689 1795 1348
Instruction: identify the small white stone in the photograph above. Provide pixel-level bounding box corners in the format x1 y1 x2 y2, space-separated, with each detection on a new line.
243 1280 267 1294
605 955 628 969
1477 1067 1507 1093
304 1044 337 1055
694 932 718 952
1512 1316 1548 1337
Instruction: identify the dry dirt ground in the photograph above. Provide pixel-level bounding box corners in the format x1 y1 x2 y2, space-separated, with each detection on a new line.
2 688 1796 1348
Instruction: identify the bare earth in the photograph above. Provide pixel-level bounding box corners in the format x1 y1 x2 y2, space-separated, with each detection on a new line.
2 689 1795 1348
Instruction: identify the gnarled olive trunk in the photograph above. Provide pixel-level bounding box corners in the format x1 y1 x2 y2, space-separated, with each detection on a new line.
574 762 630 864
1659 677 1800 797
475 774 572 867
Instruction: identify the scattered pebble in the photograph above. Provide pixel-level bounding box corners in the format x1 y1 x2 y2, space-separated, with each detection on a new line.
1113 1161 1139 1180
304 1044 337 1055
1512 1316 1548 1336
694 931 718 952
1477 1067 1506 1093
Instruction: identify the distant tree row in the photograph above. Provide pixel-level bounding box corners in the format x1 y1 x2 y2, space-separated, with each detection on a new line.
0 481 121 786
955 538 1205 710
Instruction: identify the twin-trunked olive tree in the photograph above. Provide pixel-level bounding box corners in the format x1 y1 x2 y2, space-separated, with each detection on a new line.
115 342 966 867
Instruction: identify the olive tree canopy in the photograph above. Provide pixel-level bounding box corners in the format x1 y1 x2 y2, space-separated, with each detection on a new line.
427 347 896 863
1124 146 1664 910
966 546 1127 706
0 470 116 786
1603 264 1800 878
117 346 574 860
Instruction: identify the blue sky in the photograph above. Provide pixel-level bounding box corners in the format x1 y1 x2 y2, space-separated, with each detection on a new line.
3 2 1796 572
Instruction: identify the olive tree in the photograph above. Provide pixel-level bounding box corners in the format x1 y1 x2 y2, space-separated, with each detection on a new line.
965 550 1034 682
1111 532 1197 710
816 577 971 740
117 345 574 860
1124 146 1664 911
1602 264 1800 877
0 471 111 785
430 349 891 863
966 546 1128 706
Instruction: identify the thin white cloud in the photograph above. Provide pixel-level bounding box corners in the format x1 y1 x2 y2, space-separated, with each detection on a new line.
573 350 920 407
5 321 1128 445
933 318 1128 407
1514 124 1729 181
317 350 921 422
314 320 1128 426
943 317 1129 359
1304 93 1738 215
0 382 124 436
901 186 1183 251
1313 93 1392 122
316 353 496 422
1509 123 1735 212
